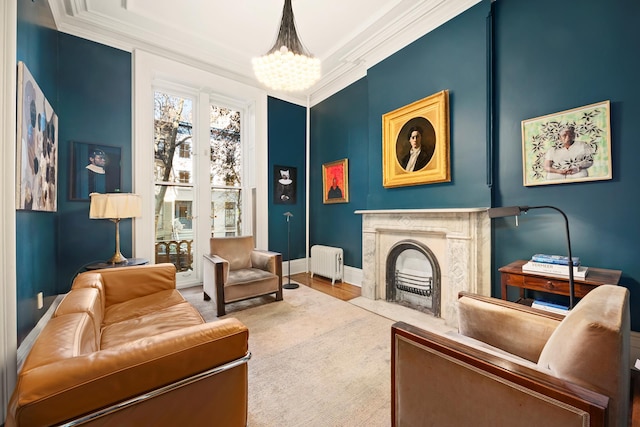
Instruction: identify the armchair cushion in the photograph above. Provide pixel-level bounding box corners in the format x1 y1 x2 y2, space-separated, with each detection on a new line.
458 293 561 362
210 236 253 270
538 285 630 427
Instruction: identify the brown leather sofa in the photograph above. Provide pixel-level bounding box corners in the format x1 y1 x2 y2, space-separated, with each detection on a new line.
392 285 630 427
6 263 250 426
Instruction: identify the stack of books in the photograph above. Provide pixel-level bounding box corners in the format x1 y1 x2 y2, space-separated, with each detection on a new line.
522 253 588 278
531 299 569 315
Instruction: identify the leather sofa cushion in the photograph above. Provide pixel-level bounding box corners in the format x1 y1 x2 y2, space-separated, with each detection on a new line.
538 284 630 427
11 318 248 427
21 313 97 372
103 289 186 325
211 236 254 270
101 301 205 349
72 263 176 307
54 287 103 347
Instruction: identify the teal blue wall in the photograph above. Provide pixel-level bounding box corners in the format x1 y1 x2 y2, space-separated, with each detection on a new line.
492 0 640 328
310 0 640 330
268 97 307 261
16 2 132 342
310 78 369 268
55 34 132 289
366 1 490 210
16 3 59 343
310 1 491 269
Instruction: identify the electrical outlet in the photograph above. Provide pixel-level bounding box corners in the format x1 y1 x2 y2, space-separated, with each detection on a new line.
37 292 43 309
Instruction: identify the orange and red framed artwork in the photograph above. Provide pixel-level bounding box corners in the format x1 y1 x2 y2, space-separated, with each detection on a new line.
322 158 349 204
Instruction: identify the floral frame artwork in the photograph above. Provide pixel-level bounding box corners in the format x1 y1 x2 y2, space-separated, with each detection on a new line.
322 158 349 204
69 141 122 201
274 165 297 205
521 100 612 186
16 61 59 212
382 90 450 188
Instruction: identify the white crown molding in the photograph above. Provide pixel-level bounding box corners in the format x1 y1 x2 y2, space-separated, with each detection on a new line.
48 0 481 105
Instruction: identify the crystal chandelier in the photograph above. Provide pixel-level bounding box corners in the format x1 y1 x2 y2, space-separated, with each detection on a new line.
252 0 321 92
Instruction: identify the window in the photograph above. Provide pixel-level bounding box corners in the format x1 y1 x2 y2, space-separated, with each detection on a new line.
153 92 194 272
134 51 268 287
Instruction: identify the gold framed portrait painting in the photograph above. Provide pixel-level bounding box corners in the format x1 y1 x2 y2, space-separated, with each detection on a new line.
382 90 450 188
521 100 612 186
322 158 349 204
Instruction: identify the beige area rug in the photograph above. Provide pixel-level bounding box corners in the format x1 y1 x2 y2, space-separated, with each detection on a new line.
180 284 393 427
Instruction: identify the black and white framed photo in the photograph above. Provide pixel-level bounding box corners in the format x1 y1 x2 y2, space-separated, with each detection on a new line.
273 165 296 205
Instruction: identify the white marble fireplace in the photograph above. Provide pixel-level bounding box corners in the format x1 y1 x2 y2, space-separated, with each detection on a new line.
355 209 491 327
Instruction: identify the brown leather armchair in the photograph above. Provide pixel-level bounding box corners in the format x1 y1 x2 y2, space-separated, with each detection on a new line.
392 285 630 427
203 236 283 316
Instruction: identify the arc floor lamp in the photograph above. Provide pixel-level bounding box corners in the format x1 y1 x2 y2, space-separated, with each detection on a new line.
488 205 575 309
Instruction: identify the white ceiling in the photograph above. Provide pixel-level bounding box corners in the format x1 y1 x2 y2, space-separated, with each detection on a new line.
47 0 481 105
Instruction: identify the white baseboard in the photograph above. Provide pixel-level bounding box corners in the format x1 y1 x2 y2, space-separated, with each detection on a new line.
286 258 363 287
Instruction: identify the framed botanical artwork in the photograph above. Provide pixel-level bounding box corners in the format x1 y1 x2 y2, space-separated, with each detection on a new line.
69 141 122 201
521 100 612 186
322 158 349 204
274 165 297 205
382 90 450 188
16 61 59 212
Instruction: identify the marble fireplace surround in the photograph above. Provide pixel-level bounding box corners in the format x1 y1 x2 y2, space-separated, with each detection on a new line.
355 209 491 327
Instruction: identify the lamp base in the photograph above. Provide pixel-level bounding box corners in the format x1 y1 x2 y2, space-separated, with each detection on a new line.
283 281 299 289
107 251 128 264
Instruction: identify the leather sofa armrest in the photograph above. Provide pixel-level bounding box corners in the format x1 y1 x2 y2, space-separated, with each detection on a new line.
392 322 608 427
251 250 282 276
9 318 249 427
457 292 563 362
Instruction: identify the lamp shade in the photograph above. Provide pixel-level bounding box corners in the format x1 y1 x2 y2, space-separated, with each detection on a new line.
90 193 141 219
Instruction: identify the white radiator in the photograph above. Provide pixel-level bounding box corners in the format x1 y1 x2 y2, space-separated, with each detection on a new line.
311 245 343 285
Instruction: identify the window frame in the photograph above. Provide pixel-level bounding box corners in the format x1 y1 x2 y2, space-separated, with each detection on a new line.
133 51 269 288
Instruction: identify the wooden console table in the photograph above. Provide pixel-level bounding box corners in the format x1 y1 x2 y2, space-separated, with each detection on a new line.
499 260 622 302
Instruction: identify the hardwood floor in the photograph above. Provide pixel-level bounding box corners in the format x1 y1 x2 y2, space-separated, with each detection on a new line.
289 272 361 301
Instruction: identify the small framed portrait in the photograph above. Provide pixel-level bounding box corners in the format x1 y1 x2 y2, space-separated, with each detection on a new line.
322 158 349 204
274 165 297 205
382 90 450 188
521 100 612 186
69 141 122 201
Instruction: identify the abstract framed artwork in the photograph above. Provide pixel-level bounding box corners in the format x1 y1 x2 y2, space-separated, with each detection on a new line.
382 90 450 188
274 165 297 205
16 61 59 212
521 100 612 186
69 141 122 201
322 158 349 204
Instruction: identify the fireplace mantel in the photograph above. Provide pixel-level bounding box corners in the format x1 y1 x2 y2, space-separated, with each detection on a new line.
356 208 491 326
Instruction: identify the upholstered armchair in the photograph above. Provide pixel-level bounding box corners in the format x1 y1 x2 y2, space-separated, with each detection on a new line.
392 285 630 427
203 236 283 316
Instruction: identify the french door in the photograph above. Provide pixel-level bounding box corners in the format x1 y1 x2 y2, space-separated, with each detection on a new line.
133 51 269 288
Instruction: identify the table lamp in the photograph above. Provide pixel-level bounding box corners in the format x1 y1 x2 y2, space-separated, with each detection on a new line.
90 193 142 264
488 205 575 309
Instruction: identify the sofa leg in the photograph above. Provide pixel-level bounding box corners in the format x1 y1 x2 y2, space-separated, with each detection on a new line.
275 289 283 301
203 292 211 301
